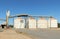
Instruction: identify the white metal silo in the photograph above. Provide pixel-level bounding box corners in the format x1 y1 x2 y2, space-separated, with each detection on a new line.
28 17 36 28
14 18 20 28
48 18 58 28
14 17 25 28
37 17 47 28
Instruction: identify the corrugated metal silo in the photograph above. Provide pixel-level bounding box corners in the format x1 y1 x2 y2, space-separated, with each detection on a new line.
14 17 25 28
48 18 58 28
28 17 36 28
37 17 47 28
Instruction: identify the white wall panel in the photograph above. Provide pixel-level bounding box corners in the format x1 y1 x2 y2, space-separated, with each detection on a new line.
14 18 25 28
37 19 47 28
48 18 58 28
28 18 36 28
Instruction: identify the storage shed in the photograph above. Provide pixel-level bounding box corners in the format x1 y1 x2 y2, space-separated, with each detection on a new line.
48 18 58 28
28 17 36 28
14 17 25 28
37 17 47 28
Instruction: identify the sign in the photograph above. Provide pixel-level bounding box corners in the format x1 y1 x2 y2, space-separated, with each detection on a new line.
6 10 10 16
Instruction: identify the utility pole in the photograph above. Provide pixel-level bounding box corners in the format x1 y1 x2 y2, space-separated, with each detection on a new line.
6 10 10 28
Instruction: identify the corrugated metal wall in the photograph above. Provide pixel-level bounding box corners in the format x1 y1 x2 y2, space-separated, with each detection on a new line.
14 17 58 29
14 17 25 28
48 18 58 28
28 17 36 28
37 17 47 28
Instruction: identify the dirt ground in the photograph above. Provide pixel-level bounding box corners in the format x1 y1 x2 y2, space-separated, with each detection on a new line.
0 29 32 39
17 28 60 39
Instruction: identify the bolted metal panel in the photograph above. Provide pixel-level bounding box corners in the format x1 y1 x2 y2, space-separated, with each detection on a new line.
28 17 36 28
14 17 25 28
37 17 48 28
48 18 58 28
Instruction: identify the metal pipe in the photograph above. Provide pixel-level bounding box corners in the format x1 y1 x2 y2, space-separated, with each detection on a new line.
6 14 9 28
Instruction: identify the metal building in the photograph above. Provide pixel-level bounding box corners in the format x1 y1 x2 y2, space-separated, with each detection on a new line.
37 17 47 28
14 15 58 29
27 17 36 28
48 18 58 28
14 17 25 28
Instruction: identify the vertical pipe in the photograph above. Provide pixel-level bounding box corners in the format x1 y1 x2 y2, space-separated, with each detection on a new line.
6 10 10 28
13 18 14 28
25 18 26 28
36 20 37 29
36 17 38 29
6 14 8 28
25 17 28 29
50 17 51 29
46 18 48 29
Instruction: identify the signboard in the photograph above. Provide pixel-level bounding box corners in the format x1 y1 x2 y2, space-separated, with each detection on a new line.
6 10 10 16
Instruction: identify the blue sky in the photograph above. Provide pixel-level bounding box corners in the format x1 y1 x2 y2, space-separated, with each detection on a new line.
0 0 60 24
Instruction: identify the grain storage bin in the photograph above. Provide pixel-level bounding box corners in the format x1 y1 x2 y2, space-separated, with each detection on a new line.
48 18 58 28
28 17 36 28
14 17 25 28
37 17 47 28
